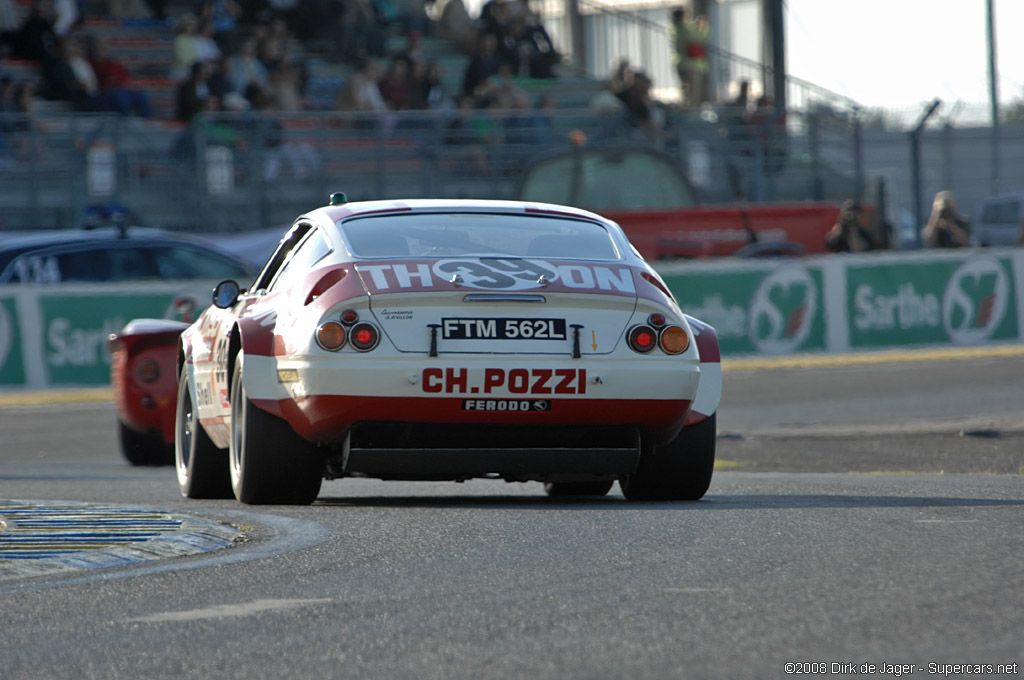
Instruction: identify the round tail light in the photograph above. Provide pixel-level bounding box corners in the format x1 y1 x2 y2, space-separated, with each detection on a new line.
647 312 666 328
659 325 690 354
136 359 160 383
316 322 347 351
627 325 657 353
349 322 380 351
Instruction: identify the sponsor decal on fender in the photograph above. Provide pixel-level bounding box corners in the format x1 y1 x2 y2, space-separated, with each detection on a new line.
423 367 587 395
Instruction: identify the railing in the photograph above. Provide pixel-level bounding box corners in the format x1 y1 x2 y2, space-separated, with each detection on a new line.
536 0 862 116
0 105 862 233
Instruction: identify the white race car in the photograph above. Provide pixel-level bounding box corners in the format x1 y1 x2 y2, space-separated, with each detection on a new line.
175 196 722 504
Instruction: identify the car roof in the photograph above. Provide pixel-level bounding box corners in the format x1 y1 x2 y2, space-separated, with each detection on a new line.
0 227 205 251
0 226 257 280
312 198 614 225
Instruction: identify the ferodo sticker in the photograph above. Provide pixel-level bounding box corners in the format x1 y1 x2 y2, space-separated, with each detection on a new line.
355 259 635 294
463 399 550 412
423 367 587 395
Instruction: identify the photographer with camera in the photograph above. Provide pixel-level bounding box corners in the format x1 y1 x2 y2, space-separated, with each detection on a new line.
922 190 971 248
824 199 877 253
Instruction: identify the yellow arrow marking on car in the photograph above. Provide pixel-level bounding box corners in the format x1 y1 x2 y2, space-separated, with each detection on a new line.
591 330 598 351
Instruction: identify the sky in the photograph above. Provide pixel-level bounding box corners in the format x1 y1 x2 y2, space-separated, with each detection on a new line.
784 0 1024 111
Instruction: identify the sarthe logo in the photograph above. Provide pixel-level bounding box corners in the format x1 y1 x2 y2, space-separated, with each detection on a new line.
749 264 817 354
943 256 1009 344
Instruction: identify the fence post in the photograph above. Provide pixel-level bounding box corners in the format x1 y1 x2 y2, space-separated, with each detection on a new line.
910 98 941 246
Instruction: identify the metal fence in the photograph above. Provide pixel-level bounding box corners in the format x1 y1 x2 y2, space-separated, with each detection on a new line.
531 0 862 116
1 104 867 233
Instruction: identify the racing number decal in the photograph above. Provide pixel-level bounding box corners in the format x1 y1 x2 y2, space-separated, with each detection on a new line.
422 368 587 395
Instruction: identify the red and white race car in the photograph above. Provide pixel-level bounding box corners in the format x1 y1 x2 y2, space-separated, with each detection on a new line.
175 197 722 504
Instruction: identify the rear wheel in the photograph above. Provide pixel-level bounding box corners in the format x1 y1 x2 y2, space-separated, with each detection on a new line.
175 369 232 498
543 480 615 497
620 414 716 501
230 354 323 505
119 421 173 466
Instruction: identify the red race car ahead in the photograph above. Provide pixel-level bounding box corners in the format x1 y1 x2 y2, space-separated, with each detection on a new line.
170 196 721 504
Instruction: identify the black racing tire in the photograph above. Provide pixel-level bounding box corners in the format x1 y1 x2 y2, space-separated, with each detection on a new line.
119 421 173 466
620 414 716 501
175 369 233 499
229 354 323 505
543 480 615 497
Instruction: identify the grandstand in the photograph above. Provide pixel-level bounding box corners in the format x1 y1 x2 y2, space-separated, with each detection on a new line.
1 0 1011 235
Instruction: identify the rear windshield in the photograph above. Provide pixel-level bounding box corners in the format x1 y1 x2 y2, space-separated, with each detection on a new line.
339 213 620 261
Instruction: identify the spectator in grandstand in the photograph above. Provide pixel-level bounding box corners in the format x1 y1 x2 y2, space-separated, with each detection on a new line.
7 80 46 162
478 0 519 73
52 0 79 37
616 69 664 145
335 55 395 132
268 47 305 111
505 91 555 151
0 0 19 51
669 6 708 107
10 0 59 63
409 59 449 111
394 30 425 73
53 34 105 111
175 58 211 122
207 53 237 101
824 200 876 253
471 61 526 111
922 190 971 248
379 56 411 111
171 14 202 80
605 56 632 99
461 32 500 100
0 74 12 111
340 0 386 62
255 17 290 72
230 38 272 107
87 35 152 117
443 92 493 176
509 7 559 78
246 85 319 181
196 0 241 55
0 75 14 167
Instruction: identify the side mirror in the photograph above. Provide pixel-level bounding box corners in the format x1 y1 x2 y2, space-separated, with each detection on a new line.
212 280 240 309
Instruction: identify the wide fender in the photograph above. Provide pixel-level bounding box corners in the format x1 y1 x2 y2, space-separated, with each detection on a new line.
230 310 289 420
684 314 721 425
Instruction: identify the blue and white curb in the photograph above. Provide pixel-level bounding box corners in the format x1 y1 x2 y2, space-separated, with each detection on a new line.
0 500 241 580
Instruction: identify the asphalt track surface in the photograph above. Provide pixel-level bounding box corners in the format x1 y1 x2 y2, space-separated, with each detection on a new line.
0 349 1022 679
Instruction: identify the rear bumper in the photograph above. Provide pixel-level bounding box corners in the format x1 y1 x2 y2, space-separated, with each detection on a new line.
243 353 700 443
259 394 691 447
